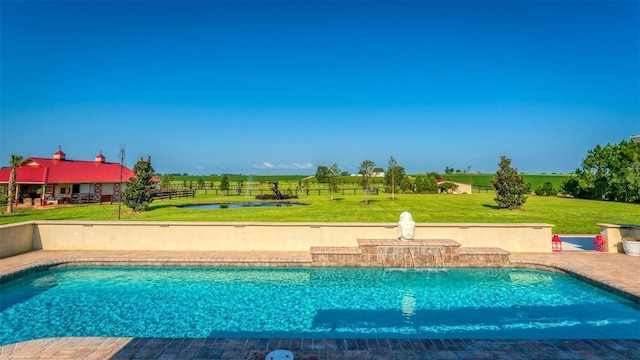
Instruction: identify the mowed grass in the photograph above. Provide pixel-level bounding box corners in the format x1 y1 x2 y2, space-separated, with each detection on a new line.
1 192 637 235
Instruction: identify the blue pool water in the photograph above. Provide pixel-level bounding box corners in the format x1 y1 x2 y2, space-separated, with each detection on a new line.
1 267 639 345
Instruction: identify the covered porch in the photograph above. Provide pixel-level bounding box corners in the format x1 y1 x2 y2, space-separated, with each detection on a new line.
14 182 122 206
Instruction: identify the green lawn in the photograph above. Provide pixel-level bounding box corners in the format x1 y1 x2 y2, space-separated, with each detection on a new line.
2 192 637 235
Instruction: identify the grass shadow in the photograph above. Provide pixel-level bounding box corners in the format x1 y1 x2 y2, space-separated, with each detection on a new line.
149 204 180 210
482 204 500 210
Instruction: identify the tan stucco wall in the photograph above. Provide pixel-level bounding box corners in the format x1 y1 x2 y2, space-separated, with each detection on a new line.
600 223 640 253
0 222 36 258
33 221 396 252
451 182 472 194
415 223 551 251
1 221 554 257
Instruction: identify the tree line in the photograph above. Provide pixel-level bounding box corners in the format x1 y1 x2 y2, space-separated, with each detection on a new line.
562 139 639 203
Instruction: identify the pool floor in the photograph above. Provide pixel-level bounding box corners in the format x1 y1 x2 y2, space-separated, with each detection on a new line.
0 251 639 359
2 266 638 343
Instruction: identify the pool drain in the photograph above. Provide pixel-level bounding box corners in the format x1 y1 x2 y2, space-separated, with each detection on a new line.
265 349 294 360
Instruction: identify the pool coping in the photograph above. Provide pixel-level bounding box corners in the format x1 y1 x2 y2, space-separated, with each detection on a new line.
1 251 639 359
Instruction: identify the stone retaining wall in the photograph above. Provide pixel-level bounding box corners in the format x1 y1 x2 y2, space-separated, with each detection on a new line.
310 239 510 267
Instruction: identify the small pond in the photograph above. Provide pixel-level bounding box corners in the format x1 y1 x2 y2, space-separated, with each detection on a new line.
178 202 307 210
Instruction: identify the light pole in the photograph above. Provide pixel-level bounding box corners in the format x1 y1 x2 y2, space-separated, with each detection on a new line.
118 145 125 220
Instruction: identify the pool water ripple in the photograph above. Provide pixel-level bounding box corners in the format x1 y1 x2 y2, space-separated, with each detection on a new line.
1 267 639 345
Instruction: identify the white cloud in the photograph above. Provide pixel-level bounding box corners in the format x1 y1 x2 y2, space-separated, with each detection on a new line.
195 165 205 170
291 162 313 169
253 162 276 169
252 161 314 170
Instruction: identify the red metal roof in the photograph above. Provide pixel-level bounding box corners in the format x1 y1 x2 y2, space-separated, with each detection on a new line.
0 157 136 184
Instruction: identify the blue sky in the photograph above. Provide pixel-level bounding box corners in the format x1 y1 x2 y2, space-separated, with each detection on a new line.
1 0 638 175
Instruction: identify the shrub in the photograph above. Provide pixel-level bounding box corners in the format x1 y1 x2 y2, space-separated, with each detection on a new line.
439 181 459 194
220 174 230 191
415 174 439 194
493 156 528 209
535 181 558 196
255 194 298 200
122 156 156 212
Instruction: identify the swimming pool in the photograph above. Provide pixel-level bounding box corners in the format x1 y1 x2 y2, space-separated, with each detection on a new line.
1 267 638 345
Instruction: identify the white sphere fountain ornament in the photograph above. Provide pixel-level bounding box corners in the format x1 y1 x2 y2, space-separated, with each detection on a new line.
398 211 415 241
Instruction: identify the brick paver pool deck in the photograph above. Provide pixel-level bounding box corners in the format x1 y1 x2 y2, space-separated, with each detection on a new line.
1 251 639 359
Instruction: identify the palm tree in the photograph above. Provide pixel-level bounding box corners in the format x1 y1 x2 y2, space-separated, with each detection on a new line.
6 154 23 214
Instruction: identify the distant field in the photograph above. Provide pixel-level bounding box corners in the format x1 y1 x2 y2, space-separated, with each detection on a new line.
167 173 570 191
167 174 306 183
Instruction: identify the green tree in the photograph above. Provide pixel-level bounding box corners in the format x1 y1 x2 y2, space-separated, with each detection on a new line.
159 174 174 190
415 174 438 194
400 176 413 193
197 177 205 189
414 175 427 193
534 182 558 196
563 140 640 203
493 156 528 209
385 156 405 201
326 163 341 201
6 154 23 214
122 156 156 212
315 165 330 183
220 174 230 191
426 171 442 181
439 181 459 194
358 159 375 204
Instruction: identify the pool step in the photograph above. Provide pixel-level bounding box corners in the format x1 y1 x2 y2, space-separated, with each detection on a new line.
51 251 315 268
310 239 510 267
455 247 511 267
310 246 364 267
